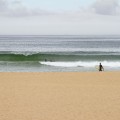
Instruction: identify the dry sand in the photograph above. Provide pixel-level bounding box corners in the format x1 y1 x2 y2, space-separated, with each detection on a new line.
0 72 120 120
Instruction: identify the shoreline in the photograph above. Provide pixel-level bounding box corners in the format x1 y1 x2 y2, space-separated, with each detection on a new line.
0 70 119 73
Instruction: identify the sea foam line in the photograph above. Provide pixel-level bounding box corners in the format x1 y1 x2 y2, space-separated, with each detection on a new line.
40 61 120 67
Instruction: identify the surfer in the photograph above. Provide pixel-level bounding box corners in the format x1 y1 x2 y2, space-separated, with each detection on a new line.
99 63 104 71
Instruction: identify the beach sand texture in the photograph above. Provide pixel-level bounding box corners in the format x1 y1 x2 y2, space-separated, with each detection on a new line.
0 72 120 120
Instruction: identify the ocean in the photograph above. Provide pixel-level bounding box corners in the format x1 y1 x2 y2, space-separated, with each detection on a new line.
0 35 120 72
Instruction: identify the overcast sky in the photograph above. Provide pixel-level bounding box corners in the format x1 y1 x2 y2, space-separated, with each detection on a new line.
0 0 120 35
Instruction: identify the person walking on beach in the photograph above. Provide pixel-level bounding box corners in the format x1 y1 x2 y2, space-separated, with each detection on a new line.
99 63 104 71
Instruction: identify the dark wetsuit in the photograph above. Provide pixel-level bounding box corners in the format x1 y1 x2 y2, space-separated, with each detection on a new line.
99 64 103 71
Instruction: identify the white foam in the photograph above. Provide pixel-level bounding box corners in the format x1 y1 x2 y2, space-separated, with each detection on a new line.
10 51 39 56
40 61 120 68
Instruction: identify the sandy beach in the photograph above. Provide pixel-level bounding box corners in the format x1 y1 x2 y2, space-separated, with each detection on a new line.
0 72 120 120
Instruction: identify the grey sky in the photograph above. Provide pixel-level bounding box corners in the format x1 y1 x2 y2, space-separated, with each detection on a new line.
0 0 120 35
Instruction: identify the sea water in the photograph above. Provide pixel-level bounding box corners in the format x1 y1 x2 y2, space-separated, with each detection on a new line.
0 35 120 72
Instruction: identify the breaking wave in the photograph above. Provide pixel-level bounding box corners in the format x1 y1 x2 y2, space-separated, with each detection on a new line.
40 61 120 68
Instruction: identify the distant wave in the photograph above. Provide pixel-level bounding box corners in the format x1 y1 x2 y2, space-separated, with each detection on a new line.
8 50 120 56
0 52 119 61
10 51 39 56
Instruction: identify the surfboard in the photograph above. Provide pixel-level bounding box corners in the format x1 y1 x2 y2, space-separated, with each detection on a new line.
95 65 99 70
